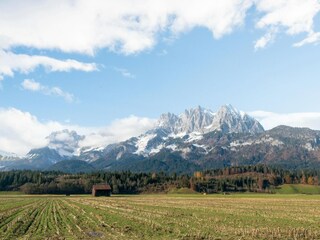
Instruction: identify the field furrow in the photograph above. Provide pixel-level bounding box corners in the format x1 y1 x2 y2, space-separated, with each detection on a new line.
0 194 320 239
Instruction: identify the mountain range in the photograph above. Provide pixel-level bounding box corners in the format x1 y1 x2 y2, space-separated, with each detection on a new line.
2 104 320 173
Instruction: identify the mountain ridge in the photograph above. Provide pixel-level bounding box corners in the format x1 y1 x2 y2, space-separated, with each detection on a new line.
2 105 320 172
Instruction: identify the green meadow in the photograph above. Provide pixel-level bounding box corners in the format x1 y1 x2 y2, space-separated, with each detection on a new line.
274 184 320 194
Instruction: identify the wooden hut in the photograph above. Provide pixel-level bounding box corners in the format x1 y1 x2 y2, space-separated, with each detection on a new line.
92 184 111 197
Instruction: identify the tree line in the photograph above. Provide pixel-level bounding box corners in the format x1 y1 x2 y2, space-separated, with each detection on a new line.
0 165 319 194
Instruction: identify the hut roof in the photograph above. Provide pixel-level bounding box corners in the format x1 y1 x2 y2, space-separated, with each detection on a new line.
92 184 111 190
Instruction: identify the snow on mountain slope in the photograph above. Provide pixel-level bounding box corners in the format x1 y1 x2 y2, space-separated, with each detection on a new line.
0 104 266 169
134 133 157 155
5 130 86 168
4 106 320 172
112 104 264 157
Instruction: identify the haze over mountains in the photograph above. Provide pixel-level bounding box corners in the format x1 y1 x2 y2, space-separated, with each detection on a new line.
1 104 320 173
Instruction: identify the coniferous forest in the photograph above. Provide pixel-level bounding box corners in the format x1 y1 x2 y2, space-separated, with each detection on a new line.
0 165 319 194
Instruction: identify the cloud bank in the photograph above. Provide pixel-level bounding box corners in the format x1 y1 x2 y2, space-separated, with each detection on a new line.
254 0 320 49
80 116 156 149
0 108 67 155
0 0 252 55
251 111 320 130
0 0 319 80
0 108 156 155
2 107 320 155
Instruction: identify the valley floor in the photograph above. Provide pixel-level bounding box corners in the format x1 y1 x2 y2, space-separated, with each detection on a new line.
0 193 320 239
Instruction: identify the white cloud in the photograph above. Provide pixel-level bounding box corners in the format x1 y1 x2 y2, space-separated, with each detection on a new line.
3 107 320 156
80 115 156 148
0 108 68 155
0 50 97 80
21 79 41 91
0 108 156 155
293 31 320 47
254 28 277 50
250 111 320 130
21 79 75 103
255 0 320 48
0 0 253 55
114 67 135 79
47 130 85 156
0 0 318 66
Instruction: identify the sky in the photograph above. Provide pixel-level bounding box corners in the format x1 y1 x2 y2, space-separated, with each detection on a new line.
1 0 320 155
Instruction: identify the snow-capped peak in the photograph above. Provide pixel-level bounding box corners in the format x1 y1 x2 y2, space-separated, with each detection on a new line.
157 112 180 133
156 106 215 135
155 104 263 136
207 104 264 134
130 105 264 157
178 106 215 133
12 105 264 166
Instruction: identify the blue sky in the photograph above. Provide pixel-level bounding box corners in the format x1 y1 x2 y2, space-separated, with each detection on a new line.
2 27 320 126
1 0 320 154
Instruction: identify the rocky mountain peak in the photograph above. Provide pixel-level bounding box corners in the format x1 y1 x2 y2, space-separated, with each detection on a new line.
0 104 267 171
157 112 180 133
155 105 263 135
156 106 216 134
178 106 214 133
208 104 264 134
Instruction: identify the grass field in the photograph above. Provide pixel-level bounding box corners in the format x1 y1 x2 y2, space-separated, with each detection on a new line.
274 184 320 194
1 194 320 239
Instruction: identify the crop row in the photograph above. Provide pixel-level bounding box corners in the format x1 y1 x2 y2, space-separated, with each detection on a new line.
0 195 320 239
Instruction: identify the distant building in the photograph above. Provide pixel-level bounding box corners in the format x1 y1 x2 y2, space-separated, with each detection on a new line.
194 171 203 178
92 184 111 197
